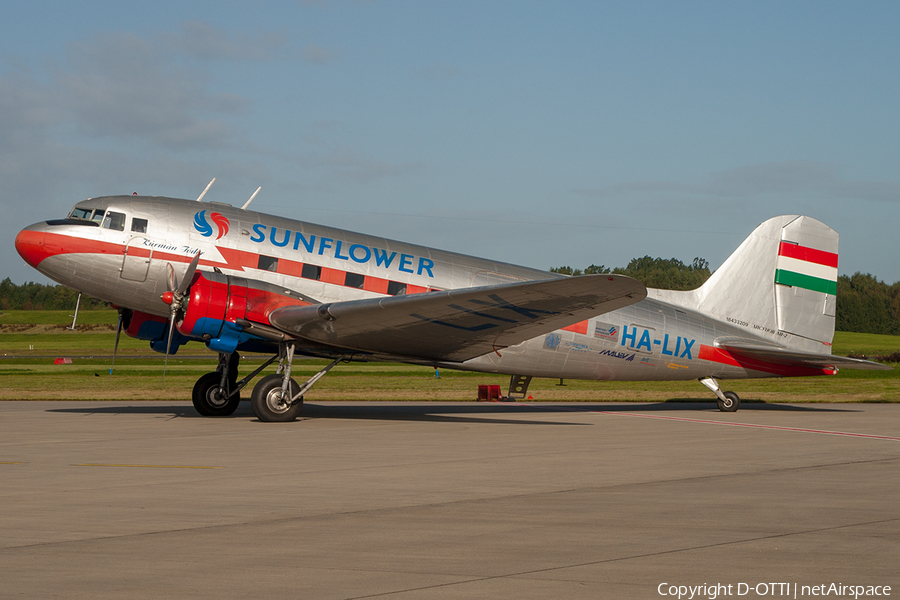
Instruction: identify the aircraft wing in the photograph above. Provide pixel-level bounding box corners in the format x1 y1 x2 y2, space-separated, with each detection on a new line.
268 274 647 362
717 340 892 371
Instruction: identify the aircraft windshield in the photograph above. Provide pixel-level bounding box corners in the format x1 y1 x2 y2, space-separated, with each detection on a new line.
68 206 107 222
66 204 148 233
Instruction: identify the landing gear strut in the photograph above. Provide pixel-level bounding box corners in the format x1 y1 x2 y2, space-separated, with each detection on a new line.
191 352 241 417
699 377 741 412
249 342 344 423
188 342 343 421
191 351 280 417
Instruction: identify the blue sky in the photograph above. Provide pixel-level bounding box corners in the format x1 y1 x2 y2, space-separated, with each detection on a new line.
3 1 899 285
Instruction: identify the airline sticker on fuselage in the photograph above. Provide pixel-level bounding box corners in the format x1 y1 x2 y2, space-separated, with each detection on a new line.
564 340 591 353
599 349 635 362
544 333 561 350
248 224 435 279
620 325 695 360
593 321 619 342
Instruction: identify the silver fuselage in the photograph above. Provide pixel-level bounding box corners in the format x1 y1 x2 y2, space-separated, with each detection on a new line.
16 196 815 382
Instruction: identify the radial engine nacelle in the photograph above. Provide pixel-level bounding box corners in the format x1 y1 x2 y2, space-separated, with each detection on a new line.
121 310 189 354
176 271 314 355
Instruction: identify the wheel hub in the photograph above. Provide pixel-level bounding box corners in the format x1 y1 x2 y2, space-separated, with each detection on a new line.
206 387 229 408
265 389 291 413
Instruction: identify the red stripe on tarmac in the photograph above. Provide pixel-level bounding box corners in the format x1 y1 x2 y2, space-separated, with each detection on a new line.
496 402 900 442
777 241 839 268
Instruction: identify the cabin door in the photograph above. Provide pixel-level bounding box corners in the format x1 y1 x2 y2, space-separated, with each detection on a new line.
121 237 153 282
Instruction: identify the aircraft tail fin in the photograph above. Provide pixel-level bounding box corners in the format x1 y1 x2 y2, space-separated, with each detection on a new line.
670 216 839 353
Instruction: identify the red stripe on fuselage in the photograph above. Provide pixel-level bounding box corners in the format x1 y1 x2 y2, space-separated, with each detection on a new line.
698 344 835 377
777 241 838 268
16 230 440 298
16 230 225 270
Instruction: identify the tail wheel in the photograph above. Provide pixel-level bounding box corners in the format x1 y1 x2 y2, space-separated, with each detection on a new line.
717 391 740 412
192 372 241 417
251 374 303 422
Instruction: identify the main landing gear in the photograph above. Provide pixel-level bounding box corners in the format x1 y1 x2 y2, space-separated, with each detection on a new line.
192 352 242 416
699 377 741 412
189 343 343 422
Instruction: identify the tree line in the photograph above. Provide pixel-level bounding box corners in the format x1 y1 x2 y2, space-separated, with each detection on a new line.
2 264 899 335
0 278 108 311
836 273 900 335
551 257 900 336
551 256 712 291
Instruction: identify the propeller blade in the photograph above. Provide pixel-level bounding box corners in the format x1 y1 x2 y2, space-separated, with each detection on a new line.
163 309 176 380
166 262 177 293
162 253 200 378
177 251 201 296
110 311 124 376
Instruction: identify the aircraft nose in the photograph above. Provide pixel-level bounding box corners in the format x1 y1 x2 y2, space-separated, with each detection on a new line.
15 224 51 268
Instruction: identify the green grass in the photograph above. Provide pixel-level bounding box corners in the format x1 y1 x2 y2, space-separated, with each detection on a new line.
0 360 896 403
0 309 119 325
1 316 898 403
832 331 900 357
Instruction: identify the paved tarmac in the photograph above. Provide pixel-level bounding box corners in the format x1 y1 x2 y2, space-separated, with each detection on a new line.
1 400 898 599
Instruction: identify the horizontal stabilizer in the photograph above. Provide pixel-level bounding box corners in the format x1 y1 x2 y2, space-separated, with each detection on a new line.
718 340 891 371
269 275 647 361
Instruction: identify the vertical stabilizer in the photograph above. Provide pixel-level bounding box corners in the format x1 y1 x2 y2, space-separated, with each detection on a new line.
671 216 838 353
773 217 838 344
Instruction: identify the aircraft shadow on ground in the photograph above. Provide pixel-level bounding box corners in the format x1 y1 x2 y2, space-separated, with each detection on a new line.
48 403 582 425
661 399 858 412
47 399 858 424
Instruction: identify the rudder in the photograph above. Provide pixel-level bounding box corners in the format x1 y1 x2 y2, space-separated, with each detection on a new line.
672 216 838 353
772 217 838 345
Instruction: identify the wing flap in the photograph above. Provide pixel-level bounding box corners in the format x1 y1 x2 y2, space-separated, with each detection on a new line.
269 274 646 361
718 340 891 371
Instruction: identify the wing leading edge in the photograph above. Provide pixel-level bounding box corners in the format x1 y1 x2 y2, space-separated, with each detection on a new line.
269 274 647 362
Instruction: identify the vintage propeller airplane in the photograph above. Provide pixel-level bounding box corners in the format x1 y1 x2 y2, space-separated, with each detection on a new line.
15 188 888 421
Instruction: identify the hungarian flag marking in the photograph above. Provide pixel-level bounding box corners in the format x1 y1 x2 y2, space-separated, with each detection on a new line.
774 241 838 295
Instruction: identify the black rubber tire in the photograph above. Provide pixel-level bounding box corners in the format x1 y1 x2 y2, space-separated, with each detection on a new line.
717 391 740 412
192 372 241 417
250 374 303 422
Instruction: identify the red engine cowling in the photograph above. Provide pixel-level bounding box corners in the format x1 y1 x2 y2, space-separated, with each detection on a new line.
177 271 312 353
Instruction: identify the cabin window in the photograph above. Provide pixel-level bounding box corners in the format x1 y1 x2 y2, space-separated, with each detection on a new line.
301 264 322 280
131 218 148 233
344 272 365 289
102 211 126 231
387 281 407 296
258 255 278 272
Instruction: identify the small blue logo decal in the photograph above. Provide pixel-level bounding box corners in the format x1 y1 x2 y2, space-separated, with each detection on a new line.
193 210 230 240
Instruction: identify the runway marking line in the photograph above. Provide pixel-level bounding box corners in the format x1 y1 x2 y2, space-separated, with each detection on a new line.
498 402 900 442
74 464 221 469
1 461 26 464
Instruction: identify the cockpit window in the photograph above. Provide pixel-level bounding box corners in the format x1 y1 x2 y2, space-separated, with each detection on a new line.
102 211 126 231
91 210 105 224
70 207 92 220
